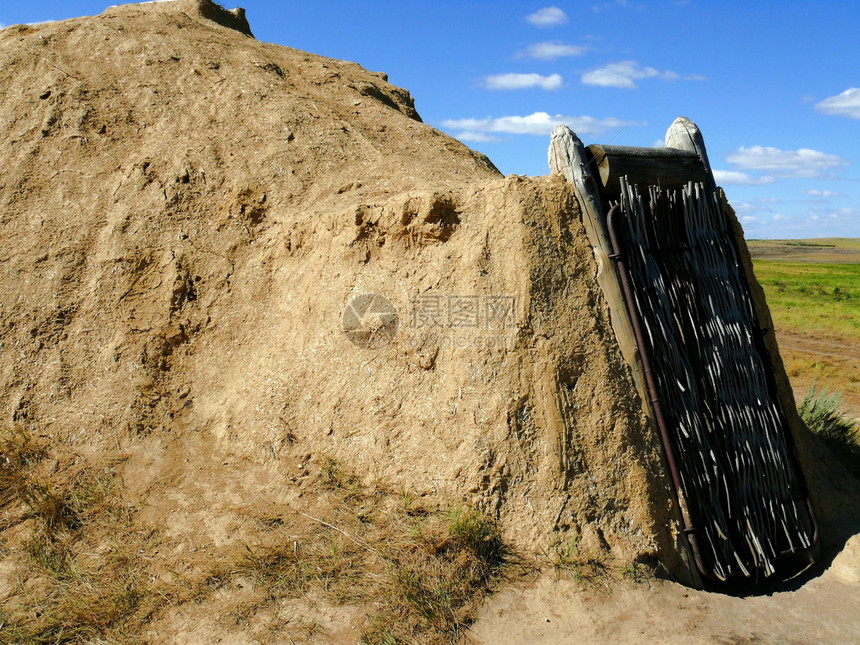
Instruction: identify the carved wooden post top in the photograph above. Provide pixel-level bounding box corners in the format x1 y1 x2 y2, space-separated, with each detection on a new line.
665 116 713 178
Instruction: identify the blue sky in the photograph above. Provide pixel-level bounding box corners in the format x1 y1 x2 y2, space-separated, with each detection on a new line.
3 1 859 238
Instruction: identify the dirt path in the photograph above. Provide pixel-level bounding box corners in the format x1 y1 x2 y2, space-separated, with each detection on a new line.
471 535 860 644
776 329 860 420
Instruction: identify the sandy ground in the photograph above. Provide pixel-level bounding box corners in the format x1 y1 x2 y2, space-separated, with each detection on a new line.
472 534 860 645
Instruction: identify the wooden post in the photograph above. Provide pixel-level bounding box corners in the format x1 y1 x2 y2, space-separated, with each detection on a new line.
548 127 641 374
548 126 604 247
664 116 713 175
664 116 716 194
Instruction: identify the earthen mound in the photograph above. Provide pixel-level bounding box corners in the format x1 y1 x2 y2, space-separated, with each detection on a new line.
1 1 857 640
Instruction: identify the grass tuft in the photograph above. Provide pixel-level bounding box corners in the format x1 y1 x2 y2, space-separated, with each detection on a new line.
545 536 609 584
236 532 367 603
0 426 48 514
447 506 506 572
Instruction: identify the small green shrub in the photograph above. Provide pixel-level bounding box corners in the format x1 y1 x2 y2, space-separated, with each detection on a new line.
799 386 860 480
447 506 506 572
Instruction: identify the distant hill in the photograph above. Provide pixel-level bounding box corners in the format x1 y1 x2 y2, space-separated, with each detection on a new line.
747 238 860 263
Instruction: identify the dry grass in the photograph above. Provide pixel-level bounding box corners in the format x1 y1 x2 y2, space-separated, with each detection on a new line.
235 531 369 605
0 431 519 644
360 506 509 644
226 468 512 644
0 433 515 643
0 427 48 520
0 427 161 644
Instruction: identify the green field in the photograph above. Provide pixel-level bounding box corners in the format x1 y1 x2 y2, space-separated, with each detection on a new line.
751 261 860 337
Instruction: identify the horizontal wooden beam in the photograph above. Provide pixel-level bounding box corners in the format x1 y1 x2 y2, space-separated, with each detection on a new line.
588 144 708 196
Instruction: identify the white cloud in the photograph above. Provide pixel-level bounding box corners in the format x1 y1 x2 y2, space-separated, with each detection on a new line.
0 22 6 29
802 189 842 197
807 208 860 225
732 202 758 213
712 170 777 186
592 0 632 11
741 216 759 225
815 88 860 119
521 41 587 60
441 118 491 131
583 61 655 88
527 7 568 27
581 60 700 89
772 214 787 222
454 131 502 143
726 146 849 177
483 73 563 91
441 112 643 137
